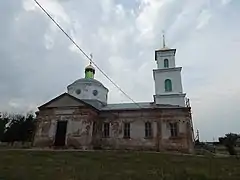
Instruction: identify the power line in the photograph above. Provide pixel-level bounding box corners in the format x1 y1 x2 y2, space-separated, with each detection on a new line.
33 0 142 109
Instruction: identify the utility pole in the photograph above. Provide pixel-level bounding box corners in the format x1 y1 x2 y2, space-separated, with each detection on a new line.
195 129 200 142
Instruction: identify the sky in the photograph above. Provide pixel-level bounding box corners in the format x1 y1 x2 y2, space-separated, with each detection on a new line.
0 0 239 141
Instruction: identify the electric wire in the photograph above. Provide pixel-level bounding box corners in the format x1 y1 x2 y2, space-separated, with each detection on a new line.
33 0 142 109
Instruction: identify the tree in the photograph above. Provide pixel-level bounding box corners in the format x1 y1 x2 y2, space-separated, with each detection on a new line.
2 114 24 144
218 137 225 144
20 113 36 143
0 117 9 141
1 113 36 145
219 133 240 155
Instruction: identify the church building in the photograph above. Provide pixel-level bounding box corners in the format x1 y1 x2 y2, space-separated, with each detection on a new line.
33 41 194 153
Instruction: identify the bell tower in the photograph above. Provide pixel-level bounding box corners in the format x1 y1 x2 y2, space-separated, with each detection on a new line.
153 34 186 106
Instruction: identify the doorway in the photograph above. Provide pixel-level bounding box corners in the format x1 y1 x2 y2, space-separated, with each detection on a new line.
54 121 67 147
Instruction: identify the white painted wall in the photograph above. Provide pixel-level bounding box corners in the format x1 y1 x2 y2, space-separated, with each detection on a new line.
68 81 108 104
156 50 176 69
153 68 183 95
154 95 186 106
156 55 175 69
153 48 187 107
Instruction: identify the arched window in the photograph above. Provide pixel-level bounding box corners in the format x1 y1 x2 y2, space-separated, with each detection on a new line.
165 79 172 92
164 59 169 68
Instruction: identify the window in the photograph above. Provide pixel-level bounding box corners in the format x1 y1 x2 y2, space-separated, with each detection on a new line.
103 123 110 138
93 90 98 96
164 59 169 68
164 79 172 92
92 122 96 134
169 122 178 137
123 123 130 138
75 89 81 95
145 122 152 138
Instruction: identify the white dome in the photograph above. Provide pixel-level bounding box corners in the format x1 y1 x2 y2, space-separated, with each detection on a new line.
67 78 108 105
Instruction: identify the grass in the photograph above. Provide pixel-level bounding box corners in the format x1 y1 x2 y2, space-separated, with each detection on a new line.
0 150 239 180
215 146 240 154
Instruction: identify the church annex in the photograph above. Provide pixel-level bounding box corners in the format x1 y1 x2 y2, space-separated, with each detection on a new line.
33 43 194 153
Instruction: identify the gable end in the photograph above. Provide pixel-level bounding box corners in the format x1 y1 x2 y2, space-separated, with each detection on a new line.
38 93 99 112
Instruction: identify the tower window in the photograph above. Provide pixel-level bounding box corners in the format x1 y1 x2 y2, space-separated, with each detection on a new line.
123 122 130 139
164 59 169 68
145 122 152 138
103 123 110 138
164 79 172 92
169 122 178 137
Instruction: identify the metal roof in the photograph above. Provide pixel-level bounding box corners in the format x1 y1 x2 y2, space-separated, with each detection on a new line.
82 99 107 109
67 78 108 90
81 99 183 111
100 102 181 111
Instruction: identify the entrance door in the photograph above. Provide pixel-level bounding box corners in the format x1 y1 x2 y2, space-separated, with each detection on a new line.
54 121 67 147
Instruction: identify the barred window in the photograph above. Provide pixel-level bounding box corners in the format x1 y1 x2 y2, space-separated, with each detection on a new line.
123 123 130 138
103 123 110 138
169 122 178 137
145 122 152 138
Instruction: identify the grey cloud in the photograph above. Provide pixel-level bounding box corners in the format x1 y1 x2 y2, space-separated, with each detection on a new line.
0 0 86 112
0 0 239 141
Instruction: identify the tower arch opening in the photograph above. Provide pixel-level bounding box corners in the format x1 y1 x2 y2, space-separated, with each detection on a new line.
164 59 169 68
164 79 172 92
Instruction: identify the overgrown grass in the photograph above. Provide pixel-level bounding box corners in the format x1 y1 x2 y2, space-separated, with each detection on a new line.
0 150 239 180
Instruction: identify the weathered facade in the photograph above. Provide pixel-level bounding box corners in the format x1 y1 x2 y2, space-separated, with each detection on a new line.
33 41 194 153
33 93 194 152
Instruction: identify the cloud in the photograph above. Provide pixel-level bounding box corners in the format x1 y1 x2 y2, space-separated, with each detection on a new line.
221 0 232 6
0 0 238 140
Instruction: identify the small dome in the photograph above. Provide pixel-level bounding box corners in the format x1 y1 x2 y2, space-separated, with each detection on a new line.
67 60 108 105
67 77 109 105
85 63 95 78
85 64 95 71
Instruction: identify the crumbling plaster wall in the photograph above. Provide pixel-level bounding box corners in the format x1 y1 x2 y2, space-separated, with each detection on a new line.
100 116 158 150
33 106 193 152
160 108 193 152
100 108 193 152
34 107 98 149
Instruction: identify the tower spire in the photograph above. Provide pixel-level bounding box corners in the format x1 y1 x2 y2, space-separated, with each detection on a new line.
90 53 93 65
160 30 169 50
162 30 166 48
